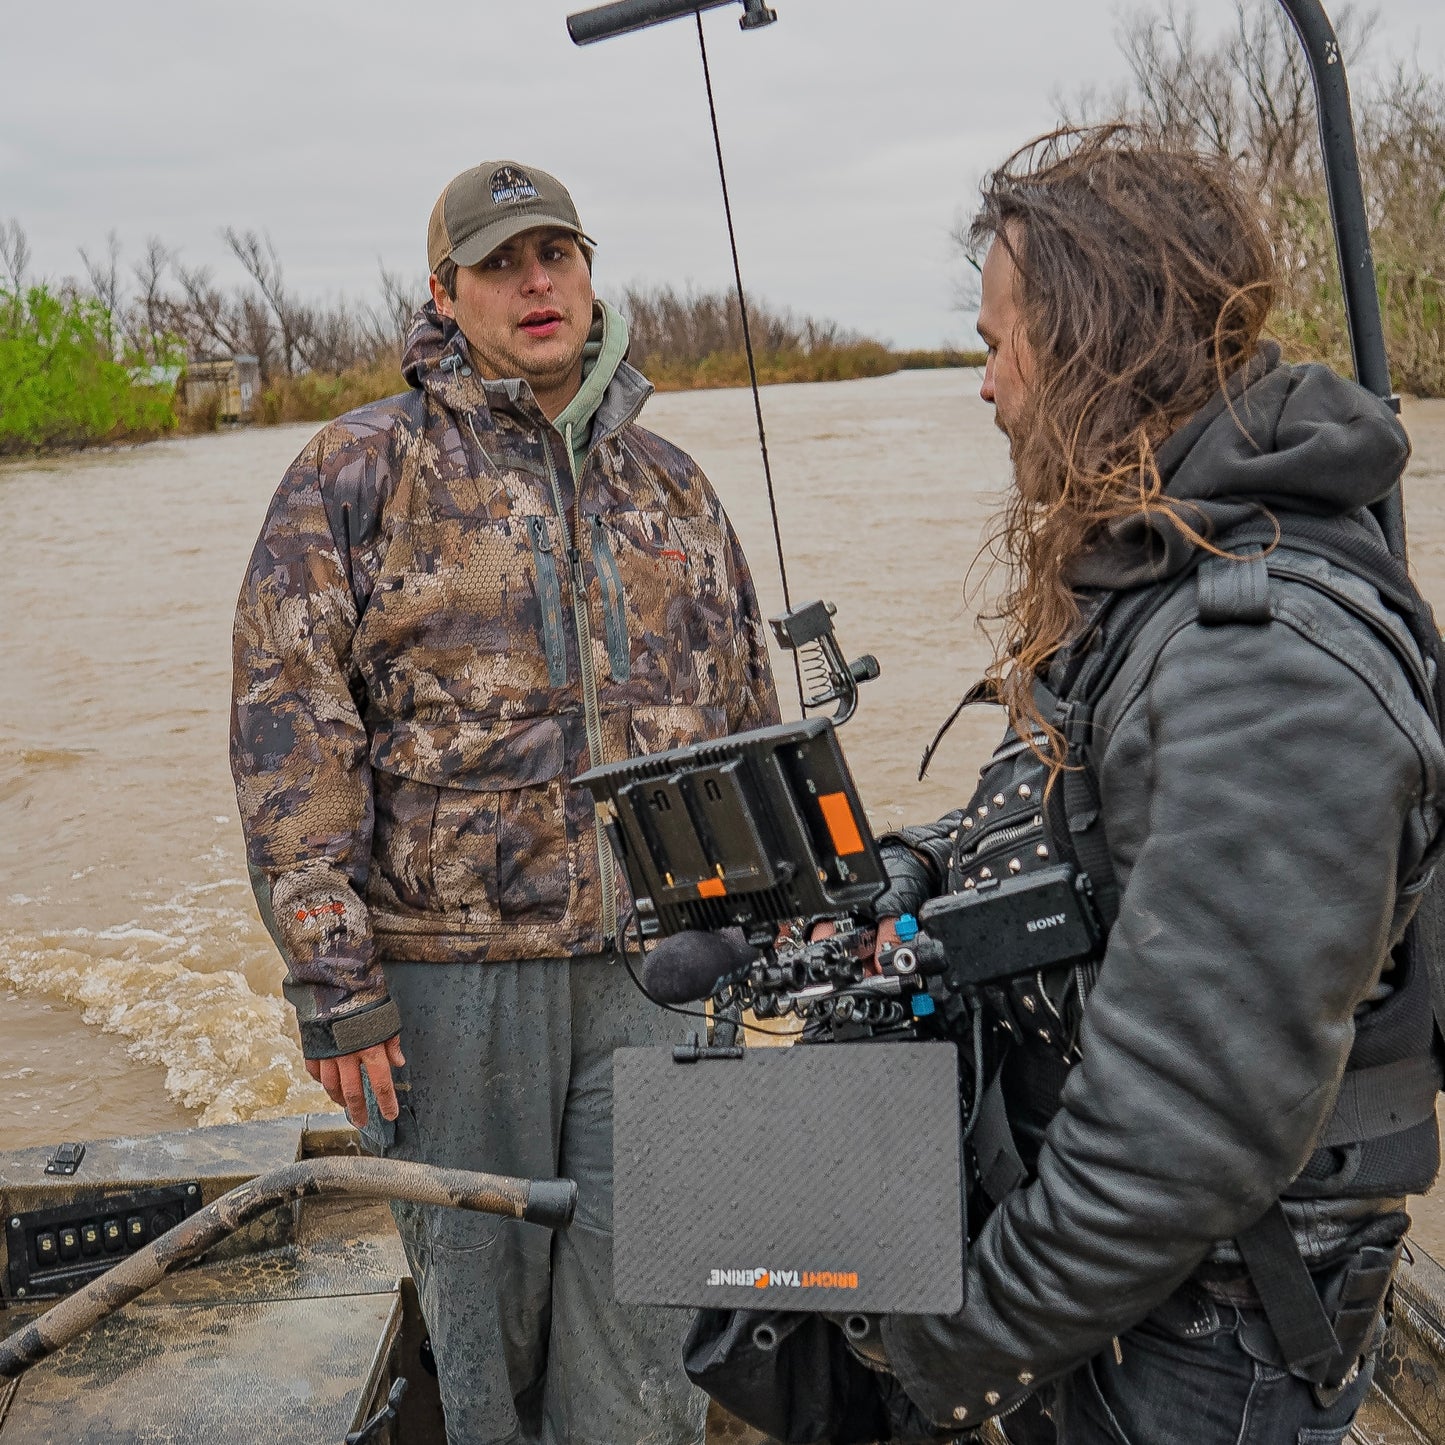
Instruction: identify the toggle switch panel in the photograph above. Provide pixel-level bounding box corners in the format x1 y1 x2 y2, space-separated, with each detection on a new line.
5 1182 203 1301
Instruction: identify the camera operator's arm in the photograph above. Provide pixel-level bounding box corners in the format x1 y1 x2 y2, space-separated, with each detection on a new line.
873 811 963 919
881 606 1439 1427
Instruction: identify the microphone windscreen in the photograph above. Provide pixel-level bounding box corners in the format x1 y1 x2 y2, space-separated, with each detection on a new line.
641 928 760 1006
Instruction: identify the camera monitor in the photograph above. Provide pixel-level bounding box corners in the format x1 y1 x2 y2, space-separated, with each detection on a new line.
575 717 888 939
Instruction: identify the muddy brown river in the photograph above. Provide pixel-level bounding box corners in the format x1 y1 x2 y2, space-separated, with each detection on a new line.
4 369 1445 1250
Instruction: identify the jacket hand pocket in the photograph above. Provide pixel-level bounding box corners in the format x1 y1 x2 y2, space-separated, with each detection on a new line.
372 772 440 913
430 777 573 922
373 716 574 925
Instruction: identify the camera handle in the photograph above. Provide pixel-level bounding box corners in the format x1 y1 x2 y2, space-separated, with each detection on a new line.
770 600 880 726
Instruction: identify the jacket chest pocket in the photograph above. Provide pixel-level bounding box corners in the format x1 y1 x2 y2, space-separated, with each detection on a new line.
365 514 570 709
370 715 575 926
592 508 735 700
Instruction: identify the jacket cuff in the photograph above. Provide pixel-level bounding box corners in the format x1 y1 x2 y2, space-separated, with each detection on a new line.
872 843 935 920
298 996 402 1059
880 1312 1040 1431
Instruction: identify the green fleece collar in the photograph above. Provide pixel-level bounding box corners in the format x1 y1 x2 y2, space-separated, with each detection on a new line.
555 299 630 480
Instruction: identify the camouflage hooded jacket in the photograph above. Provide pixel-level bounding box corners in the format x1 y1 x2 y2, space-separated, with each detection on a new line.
232 302 779 1056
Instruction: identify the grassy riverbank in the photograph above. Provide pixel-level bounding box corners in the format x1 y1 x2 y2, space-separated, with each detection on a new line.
0 232 981 454
244 343 981 430
1 343 983 455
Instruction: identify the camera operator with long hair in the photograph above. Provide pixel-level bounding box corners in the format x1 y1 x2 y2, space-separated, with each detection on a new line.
690 128 1445 1443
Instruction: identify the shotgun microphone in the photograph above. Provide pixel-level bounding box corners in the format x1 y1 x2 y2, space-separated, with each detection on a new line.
641 929 760 1005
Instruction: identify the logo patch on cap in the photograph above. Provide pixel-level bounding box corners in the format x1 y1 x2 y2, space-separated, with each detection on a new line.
490 166 539 206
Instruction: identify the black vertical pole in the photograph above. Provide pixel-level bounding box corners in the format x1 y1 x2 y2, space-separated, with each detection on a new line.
1276 0 1406 556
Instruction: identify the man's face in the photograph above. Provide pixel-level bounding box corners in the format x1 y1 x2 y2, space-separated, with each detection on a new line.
976 233 1034 444
430 227 595 405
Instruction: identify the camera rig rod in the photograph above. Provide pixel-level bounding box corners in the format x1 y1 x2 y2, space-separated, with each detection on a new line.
567 0 776 46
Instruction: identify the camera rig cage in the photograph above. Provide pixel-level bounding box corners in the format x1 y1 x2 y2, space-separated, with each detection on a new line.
577 712 973 1315
574 603 1105 1313
577 707 1103 1040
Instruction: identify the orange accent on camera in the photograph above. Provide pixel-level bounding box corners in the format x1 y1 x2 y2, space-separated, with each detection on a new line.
818 792 865 857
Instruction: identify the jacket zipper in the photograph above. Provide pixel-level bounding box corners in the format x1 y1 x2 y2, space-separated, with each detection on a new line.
525 515 570 686
548 428 618 944
955 813 1044 867
586 513 631 682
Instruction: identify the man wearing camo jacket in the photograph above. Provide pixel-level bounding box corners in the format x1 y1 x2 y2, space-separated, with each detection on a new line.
230 160 778 1444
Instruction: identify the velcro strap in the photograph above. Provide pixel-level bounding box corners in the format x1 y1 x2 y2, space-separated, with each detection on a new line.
1235 1202 1340 1378
973 1072 1028 1205
1197 553 1272 624
1317 1054 1443 1147
301 997 403 1059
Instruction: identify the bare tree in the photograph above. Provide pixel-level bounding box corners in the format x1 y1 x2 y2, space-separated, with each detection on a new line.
1363 67 1445 395
79 230 123 351
222 227 316 376
1065 0 1374 201
172 261 257 366
0 219 30 294
1119 3 1241 158
123 238 176 366
360 263 426 362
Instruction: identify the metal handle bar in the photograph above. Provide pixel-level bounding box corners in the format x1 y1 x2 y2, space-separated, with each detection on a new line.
0 1155 577 1381
567 0 774 46
1277 0 1403 554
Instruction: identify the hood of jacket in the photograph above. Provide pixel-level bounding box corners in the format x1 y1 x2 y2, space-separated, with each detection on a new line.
1069 345 1411 590
400 296 647 472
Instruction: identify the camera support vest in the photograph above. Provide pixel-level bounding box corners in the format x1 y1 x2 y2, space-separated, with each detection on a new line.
1035 512 1445 1385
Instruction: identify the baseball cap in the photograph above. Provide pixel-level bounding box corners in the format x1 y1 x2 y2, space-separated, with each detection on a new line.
427 161 597 273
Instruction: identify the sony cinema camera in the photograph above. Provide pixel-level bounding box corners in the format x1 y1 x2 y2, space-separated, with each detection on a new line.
574 602 1103 1318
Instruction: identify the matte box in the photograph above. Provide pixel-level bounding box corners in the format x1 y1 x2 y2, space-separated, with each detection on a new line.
612 1041 965 1314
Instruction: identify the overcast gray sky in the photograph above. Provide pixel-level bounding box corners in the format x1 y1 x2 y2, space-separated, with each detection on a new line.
5 0 1444 348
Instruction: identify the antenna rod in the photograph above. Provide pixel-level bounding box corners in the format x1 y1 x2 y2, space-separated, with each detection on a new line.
568 0 775 46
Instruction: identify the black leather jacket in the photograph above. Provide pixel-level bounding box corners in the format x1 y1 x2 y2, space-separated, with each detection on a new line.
877 355 1445 1429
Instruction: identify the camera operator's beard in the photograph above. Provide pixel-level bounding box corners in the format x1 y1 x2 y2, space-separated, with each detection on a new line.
994 410 1021 461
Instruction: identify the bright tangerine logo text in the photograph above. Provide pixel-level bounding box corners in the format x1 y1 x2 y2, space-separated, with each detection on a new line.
706 1267 858 1290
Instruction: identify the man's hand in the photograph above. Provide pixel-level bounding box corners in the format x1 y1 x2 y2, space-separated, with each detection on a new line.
808 917 902 974
306 1035 406 1129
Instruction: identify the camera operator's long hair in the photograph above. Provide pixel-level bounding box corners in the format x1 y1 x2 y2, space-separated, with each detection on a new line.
971 127 1276 765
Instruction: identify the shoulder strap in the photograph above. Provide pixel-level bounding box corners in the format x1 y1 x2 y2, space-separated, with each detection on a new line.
1053 511 1445 927
1235 1203 1343 1382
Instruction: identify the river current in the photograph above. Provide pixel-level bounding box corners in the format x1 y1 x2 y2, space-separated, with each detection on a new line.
4 369 1445 1249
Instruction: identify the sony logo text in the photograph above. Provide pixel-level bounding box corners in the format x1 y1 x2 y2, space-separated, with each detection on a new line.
1025 913 1066 934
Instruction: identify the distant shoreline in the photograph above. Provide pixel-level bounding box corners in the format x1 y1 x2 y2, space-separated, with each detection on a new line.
1 350 984 461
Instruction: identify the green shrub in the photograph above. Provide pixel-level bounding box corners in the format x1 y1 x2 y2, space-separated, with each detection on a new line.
0 285 178 454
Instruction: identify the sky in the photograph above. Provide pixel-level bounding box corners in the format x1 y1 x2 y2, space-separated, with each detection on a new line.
4 0 1445 349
